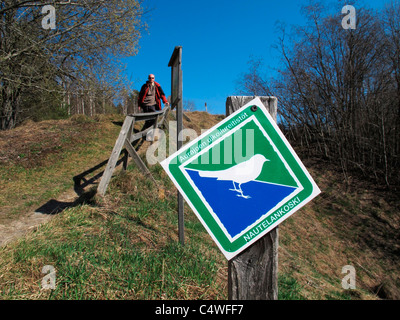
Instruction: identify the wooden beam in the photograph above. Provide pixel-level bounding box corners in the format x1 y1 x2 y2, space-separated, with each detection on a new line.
97 116 134 196
127 111 165 122
130 127 153 142
174 48 184 246
168 46 183 67
124 138 158 186
129 107 169 142
123 117 135 171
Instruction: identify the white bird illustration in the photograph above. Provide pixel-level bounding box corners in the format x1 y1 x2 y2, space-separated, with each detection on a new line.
197 154 270 199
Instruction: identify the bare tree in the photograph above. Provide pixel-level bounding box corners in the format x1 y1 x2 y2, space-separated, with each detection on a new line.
183 99 197 112
238 1 400 186
0 0 146 129
236 57 273 96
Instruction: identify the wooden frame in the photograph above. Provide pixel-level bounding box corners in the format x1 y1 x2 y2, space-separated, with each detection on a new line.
97 107 169 196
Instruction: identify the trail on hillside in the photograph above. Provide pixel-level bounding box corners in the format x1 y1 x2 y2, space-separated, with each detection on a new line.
0 111 223 247
0 116 119 247
0 190 78 246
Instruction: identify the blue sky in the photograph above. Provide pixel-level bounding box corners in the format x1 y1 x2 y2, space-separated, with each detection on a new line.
123 0 387 115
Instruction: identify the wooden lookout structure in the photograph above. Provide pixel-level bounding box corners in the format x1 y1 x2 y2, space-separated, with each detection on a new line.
97 107 170 196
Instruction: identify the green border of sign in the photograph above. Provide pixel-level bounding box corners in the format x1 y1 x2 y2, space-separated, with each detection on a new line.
161 98 320 260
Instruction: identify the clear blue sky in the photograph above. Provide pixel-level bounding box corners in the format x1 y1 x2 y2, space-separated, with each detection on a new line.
123 0 387 115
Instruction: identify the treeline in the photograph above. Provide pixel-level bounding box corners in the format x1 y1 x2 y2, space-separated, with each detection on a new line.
0 0 146 129
238 1 400 187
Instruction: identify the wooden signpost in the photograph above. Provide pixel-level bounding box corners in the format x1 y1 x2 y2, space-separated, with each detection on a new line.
161 96 320 300
168 46 184 246
226 96 278 300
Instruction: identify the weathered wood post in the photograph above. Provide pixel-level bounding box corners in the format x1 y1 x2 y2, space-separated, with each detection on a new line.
168 46 185 246
97 116 134 196
226 96 279 300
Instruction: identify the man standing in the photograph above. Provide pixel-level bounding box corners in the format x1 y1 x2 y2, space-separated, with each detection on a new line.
137 74 169 139
138 74 169 113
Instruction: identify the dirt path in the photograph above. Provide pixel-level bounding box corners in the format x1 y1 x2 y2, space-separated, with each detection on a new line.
0 112 222 248
0 189 79 247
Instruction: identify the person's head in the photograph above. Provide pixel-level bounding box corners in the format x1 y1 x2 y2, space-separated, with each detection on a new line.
148 74 155 83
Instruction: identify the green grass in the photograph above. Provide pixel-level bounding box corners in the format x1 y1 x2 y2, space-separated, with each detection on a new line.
0 167 225 299
0 144 227 300
278 274 305 300
1 114 398 300
1 157 367 300
0 116 123 218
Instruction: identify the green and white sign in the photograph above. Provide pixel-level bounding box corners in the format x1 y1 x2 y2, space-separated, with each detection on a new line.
161 98 320 260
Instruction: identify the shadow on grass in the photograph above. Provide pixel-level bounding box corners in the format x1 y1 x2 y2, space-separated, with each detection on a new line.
35 129 147 216
35 189 97 215
34 155 125 215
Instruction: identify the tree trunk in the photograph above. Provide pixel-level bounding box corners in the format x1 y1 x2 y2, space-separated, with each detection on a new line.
0 82 21 130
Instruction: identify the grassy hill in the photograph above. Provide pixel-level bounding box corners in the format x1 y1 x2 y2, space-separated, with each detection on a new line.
0 112 399 300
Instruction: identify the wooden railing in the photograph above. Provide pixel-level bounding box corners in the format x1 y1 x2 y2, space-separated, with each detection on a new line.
97 106 170 196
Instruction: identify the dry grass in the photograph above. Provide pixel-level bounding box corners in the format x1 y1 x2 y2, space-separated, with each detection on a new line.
0 114 124 218
0 165 228 300
279 163 400 300
0 116 96 167
1 111 399 300
182 111 225 135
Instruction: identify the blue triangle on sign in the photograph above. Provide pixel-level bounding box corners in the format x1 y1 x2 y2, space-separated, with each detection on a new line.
185 169 298 238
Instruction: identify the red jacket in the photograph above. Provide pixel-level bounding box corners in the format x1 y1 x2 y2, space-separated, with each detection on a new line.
138 81 168 111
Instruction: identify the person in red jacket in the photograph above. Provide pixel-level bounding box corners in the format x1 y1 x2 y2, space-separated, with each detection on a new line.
138 74 169 112
138 74 169 135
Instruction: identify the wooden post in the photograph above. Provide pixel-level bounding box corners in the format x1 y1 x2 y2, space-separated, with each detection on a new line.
226 96 279 300
97 116 134 196
123 117 135 171
169 46 184 246
176 65 184 246
228 228 278 300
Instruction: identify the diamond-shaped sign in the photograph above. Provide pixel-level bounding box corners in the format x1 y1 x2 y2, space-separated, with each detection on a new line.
161 98 320 260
